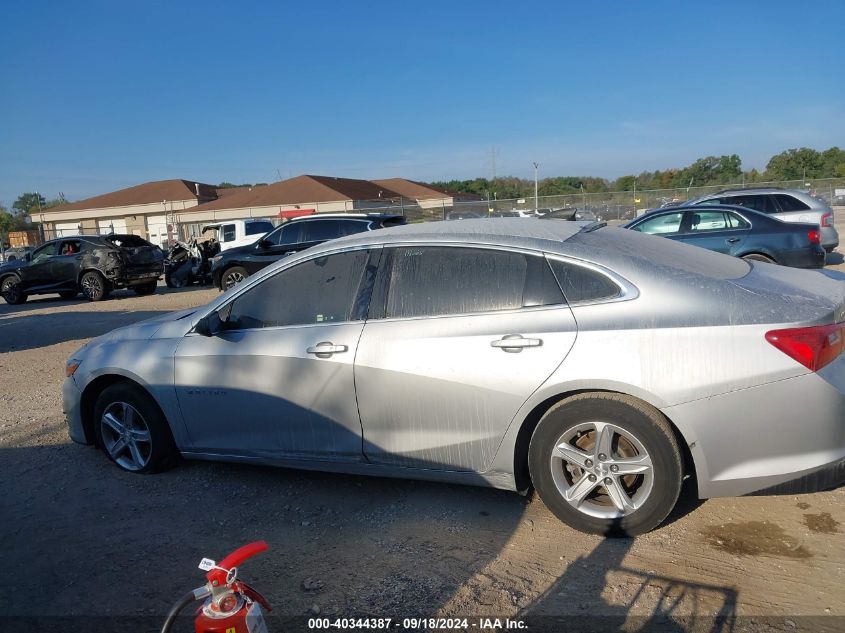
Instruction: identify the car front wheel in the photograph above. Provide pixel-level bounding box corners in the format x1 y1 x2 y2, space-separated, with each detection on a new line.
93 382 178 474
529 393 683 536
1 276 26 305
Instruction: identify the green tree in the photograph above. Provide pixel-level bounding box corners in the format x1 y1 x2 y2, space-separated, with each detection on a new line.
764 148 823 180
12 192 47 216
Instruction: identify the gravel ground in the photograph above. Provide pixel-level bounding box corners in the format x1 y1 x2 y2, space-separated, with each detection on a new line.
1 234 844 633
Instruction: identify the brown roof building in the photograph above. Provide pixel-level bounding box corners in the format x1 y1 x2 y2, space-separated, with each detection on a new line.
180 175 404 222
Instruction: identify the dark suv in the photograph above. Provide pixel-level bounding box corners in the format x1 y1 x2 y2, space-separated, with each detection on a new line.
0 234 164 304
210 213 406 290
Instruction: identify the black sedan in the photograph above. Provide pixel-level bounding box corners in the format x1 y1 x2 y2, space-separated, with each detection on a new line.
624 205 825 268
0 234 164 304
210 213 406 290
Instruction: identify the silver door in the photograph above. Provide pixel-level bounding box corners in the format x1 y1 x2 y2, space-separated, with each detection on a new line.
174 248 376 460
354 246 577 472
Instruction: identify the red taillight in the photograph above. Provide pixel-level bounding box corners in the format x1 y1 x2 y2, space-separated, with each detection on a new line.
765 322 845 371
808 229 821 245
821 212 833 227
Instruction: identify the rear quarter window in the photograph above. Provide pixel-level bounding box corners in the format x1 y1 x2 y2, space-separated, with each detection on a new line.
103 235 151 248
549 260 620 303
773 194 811 212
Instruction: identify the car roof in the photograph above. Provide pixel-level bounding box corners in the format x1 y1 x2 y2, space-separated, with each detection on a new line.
634 204 769 220
309 217 591 254
286 212 404 223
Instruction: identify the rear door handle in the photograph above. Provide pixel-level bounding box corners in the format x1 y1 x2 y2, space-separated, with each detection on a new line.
491 334 543 353
306 342 348 358
726 237 741 244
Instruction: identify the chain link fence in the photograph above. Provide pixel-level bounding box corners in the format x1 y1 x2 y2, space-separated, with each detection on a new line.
371 177 845 224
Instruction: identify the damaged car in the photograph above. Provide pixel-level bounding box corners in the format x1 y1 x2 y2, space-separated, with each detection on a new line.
0 234 164 304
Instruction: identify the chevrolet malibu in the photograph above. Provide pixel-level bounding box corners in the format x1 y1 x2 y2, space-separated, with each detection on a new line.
63 219 845 535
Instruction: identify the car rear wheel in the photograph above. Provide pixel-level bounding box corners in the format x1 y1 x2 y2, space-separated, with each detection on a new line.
222 265 249 290
93 383 178 474
741 253 775 264
529 393 683 536
80 271 110 301
133 281 157 296
58 291 78 299
1 276 26 305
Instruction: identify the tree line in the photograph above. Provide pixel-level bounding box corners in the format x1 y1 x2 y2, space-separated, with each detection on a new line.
430 146 845 199
3 146 844 232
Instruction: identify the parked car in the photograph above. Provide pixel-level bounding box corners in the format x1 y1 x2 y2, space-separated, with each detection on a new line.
0 234 164 304
625 205 825 268
446 211 483 220
0 246 34 264
686 187 838 252
210 213 406 290
201 219 275 252
64 219 845 536
540 208 598 222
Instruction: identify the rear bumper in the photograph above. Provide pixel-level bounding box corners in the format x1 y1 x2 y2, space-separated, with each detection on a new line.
821 226 839 251
662 358 845 499
780 245 826 269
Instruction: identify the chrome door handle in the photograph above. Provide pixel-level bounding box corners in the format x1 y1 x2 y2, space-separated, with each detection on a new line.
306 342 348 358
491 335 543 353
726 237 740 244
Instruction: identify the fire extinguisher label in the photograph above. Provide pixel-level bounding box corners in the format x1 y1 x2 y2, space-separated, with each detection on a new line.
246 602 269 633
198 558 216 571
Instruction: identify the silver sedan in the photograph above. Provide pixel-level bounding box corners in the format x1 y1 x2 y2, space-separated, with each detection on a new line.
63 219 845 535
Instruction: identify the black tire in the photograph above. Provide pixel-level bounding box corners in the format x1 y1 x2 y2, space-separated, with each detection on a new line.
80 271 110 301
221 265 249 290
528 392 683 536
93 382 178 474
741 253 775 264
133 281 158 296
1 276 26 305
58 291 78 299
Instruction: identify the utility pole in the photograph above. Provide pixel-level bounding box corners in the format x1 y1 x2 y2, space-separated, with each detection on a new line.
533 162 539 213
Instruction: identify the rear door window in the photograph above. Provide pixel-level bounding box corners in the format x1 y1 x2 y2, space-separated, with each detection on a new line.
381 246 563 319
688 211 729 232
773 194 811 212
59 240 83 255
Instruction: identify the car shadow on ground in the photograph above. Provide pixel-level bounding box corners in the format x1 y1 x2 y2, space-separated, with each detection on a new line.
825 251 844 266
0 310 170 352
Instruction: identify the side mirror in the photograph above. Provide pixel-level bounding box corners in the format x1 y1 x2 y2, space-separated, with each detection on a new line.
257 238 271 249
195 310 223 337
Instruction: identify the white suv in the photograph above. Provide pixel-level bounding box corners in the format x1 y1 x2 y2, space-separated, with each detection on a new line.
688 188 838 252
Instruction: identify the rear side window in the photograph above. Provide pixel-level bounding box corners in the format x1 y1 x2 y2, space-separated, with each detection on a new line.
726 212 751 229
245 221 274 236
337 220 372 237
104 235 149 248
227 250 369 329
689 211 729 232
302 220 342 242
221 224 237 242
549 260 620 303
773 194 810 212
723 194 776 214
383 247 563 319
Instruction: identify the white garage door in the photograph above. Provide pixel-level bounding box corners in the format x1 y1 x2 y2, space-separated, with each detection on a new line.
146 214 170 247
54 222 79 237
98 219 127 234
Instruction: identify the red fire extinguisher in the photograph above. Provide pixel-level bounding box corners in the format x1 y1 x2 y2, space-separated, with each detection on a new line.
160 540 272 633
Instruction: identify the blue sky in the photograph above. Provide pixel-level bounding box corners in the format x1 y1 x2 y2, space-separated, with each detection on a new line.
1 0 843 205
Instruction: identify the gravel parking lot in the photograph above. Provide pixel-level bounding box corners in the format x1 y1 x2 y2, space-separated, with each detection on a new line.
2 233 844 632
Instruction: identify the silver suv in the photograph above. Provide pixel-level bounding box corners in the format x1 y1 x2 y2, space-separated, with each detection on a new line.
687 188 838 252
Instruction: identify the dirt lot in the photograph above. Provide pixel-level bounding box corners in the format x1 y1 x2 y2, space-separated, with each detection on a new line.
2 240 844 632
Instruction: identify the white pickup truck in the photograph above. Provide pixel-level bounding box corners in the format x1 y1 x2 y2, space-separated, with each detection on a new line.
201 219 275 252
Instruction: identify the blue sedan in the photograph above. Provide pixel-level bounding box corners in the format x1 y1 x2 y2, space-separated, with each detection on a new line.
624 204 825 268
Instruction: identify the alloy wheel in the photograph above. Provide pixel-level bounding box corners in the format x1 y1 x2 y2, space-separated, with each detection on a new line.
550 420 654 519
224 270 245 289
100 402 152 471
82 274 102 298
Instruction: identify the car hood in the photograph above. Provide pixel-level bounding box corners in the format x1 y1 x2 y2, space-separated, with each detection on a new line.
89 308 197 346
